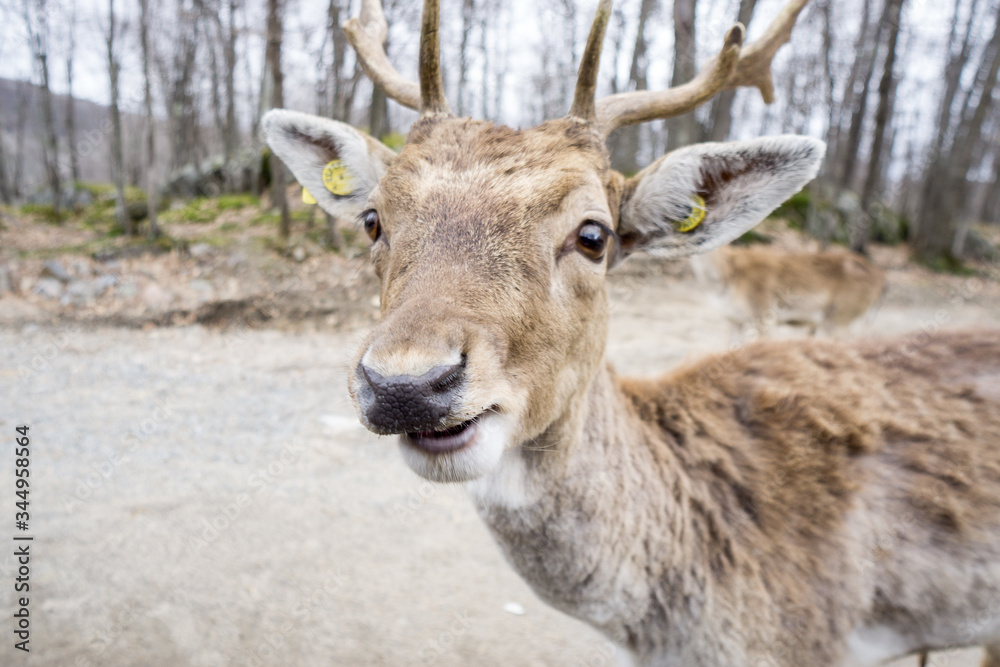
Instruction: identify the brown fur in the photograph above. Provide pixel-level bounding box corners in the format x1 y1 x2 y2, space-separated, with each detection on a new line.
260 3 1000 660
480 331 1000 664
344 115 1000 665
695 245 886 336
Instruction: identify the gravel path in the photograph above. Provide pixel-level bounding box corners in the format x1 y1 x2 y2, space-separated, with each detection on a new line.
1 272 997 666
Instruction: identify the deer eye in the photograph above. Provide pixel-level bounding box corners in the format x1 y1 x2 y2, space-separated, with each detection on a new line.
576 222 609 261
362 210 381 242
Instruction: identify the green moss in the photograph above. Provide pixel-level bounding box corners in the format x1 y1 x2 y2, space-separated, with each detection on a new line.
380 132 408 152
76 182 115 198
770 188 812 230
250 211 279 226
217 193 259 210
160 198 219 224
733 229 773 246
20 204 63 223
918 253 978 276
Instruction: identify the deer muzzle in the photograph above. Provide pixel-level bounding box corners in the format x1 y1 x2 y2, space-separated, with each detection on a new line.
356 359 470 445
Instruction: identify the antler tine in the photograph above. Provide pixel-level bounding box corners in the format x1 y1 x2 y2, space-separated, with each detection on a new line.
568 0 614 122
730 0 810 104
342 0 452 116
342 0 421 111
418 0 450 115
593 0 811 137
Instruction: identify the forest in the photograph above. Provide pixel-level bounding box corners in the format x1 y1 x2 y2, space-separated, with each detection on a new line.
1 0 999 266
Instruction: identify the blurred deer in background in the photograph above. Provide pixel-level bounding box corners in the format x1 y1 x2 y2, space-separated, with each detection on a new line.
263 0 1000 664
690 246 886 339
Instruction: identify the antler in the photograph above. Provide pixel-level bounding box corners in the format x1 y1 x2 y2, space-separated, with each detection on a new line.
586 0 811 137
569 0 614 121
342 0 450 116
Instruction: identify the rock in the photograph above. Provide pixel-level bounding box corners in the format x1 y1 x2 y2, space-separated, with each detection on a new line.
71 259 94 278
141 283 172 309
116 282 139 299
225 252 247 269
962 230 999 263
26 184 92 208
61 280 101 306
164 154 234 198
126 201 151 222
43 260 72 283
834 190 862 219
188 279 214 294
189 243 214 259
94 275 118 293
869 204 906 245
33 277 64 299
291 246 307 263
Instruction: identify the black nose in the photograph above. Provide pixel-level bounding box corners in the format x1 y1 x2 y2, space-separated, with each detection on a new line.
357 359 466 434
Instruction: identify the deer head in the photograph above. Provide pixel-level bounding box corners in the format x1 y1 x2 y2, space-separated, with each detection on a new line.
263 0 822 484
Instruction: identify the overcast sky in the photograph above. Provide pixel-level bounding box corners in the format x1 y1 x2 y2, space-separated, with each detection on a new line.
0 0 965 142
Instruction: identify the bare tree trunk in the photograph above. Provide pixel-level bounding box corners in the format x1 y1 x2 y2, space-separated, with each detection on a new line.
66 0 81 191
264 0 291 240
556 0 578 115
325 212 344 250
666 0 698 152
827 2 872 175
223 0 238 183
930 0 982 162
23 0 62 217
457 0 475 116
480 0 491 119
0 132 11 204
244 0 261 143
13 90 28 200
492 0 510 123
915 5 1000 261
818 0 836 173
369 84 390 139
208 33 225 154
855 0 906 254
165 0 200 171
838 1 889 192
327 0 347 120
140 0 159 238
610 0 656 173
107 0 130 235
706 0 759 142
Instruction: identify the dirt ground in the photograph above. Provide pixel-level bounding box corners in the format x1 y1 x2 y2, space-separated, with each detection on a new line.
1 215 999 666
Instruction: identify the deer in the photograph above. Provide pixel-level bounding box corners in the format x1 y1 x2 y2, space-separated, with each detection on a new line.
689 245 886 339
262 0 1000 664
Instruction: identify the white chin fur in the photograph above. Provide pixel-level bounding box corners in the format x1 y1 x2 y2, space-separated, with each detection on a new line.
398 413 510 483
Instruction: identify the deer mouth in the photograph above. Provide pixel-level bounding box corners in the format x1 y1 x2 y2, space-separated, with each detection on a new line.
405 416 481 453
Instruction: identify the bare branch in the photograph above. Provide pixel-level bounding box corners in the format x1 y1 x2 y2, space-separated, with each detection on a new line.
594 0 810 136
342 0 420 111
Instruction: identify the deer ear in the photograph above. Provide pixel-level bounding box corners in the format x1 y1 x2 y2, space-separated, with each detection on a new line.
262 109 397 219
616 136 824 261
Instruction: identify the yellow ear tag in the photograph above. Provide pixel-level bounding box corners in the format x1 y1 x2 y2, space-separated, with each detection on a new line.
302 187 317 205
322 160 354 196
675 194 707 233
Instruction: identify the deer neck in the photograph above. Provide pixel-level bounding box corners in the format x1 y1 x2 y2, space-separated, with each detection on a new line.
467 360 706 645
